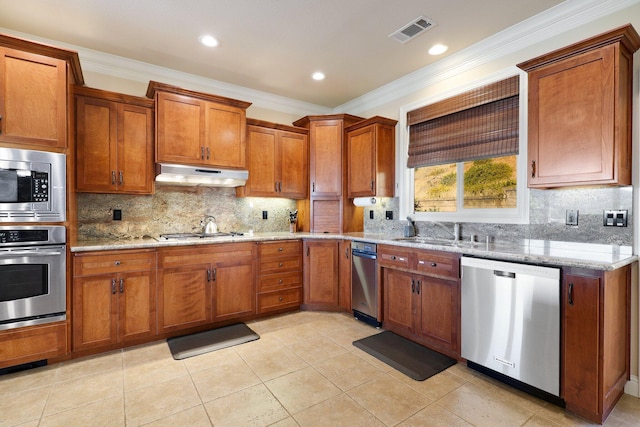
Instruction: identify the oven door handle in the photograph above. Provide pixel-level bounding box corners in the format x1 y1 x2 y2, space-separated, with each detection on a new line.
0 249 64 257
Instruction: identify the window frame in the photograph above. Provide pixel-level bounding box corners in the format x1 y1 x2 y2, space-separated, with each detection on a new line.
397 68 529 224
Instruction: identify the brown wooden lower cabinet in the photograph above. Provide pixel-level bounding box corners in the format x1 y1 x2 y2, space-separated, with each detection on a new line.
256 240 303 314
379 244 461 359
303 239 340 310
157 243 256 332
72 249 157 351
0 322 67 369
562 265 631 424
338 240 352 312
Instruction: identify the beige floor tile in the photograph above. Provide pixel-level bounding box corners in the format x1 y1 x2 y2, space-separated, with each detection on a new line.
0 385 50 426
124 356 188 391
192 355 261 402
125 375 201 426
397 402 473 427
123 341 174 367
234 332 285 356
388 368 467 400
183 346 241 374
39 395 124 427
288 334 349 364
266 366 342 414
43 370 123 416
294 393 385 427
271 323 324 346
55 350 123 382
445 363 479 382
522 413 566 426
436 381 536 427
314 351 383 391
351 347 395 372
239 344 309 382
347 373 431 426
326 326 378 350
204 383 289 427
532 402 605 426
268 417 300 427
141 405 212 427
0 364 58 397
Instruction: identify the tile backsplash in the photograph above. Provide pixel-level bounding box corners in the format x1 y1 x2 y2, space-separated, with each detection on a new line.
78 185 632 246
77 185 297 239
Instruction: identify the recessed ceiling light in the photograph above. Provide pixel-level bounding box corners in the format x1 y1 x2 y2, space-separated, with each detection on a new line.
428 44 448 55
199 35 219 47
311 71 325 81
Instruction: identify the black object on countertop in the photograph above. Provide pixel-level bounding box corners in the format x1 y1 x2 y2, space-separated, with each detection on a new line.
167 323 259 360
353 330 456 381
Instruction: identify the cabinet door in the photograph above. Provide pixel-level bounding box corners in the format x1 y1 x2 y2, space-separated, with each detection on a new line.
338 240 352 311
76 96 117 192
383 268 415 332
119 270 156 342
417 275 458 353
156 92 205 164
347 124 375 197
245 125 278 196
279 130 308 198
73 275 119 351
0 48 67 148
563 273 600 417
117 103 154 194
309 120 342 196
158 264 212 333
528 45 616 187
205 102 245 168
303 240 339 307
212 259 255 321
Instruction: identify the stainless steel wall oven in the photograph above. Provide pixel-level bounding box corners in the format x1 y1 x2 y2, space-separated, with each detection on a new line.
0 225 66 330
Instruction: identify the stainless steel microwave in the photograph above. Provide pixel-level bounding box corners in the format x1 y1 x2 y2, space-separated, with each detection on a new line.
0 147 66 222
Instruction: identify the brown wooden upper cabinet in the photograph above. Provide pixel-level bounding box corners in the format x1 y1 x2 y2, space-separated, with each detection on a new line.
75 87 154 194
0 36 83 149
147 81 251 168
345 116 397 198
517 25 640 188
239 118 308 199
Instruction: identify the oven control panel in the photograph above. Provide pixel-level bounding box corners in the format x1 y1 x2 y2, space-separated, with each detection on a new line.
0 229 49 244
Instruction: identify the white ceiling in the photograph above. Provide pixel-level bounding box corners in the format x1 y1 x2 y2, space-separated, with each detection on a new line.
0 0 566 108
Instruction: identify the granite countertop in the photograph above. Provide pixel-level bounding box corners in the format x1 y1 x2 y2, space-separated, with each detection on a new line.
70 231 637 271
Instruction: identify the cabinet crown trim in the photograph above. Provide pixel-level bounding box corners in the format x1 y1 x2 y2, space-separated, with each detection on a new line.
146 80 252 109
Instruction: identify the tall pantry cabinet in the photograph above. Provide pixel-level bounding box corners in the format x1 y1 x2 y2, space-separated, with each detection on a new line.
292 114 364 232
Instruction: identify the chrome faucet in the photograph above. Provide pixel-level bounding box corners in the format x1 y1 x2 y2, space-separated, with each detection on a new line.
430 221 460 241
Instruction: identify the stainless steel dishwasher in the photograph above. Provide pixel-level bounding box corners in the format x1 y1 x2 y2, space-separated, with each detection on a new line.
461 256 561 401
351 241 381 327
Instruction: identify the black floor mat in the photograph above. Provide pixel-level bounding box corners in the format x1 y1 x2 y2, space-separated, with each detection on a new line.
167 323 259 360
353 330 456 381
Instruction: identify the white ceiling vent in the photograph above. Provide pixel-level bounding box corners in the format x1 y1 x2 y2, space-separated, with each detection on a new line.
389 16 436 44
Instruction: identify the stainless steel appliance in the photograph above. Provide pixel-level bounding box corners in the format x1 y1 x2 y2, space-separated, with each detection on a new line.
351 241 380 327
461 256 561 401
0 225 66 330
0 147 66 222
155 163 248 187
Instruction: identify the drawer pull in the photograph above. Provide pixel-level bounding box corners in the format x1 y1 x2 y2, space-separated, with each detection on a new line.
279 297 284 302
279 279 283 284
115 260 121 266
279 262 283 267
391 256 396 260
278 247 284 252
432 262 437 267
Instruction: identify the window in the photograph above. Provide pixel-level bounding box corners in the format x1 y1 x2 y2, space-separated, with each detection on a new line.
399 72 528 223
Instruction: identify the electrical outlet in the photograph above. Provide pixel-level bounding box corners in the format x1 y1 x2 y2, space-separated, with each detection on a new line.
262 210 268 220
113 209 122 221
565 209 578 226
369 210 374 220
603 210 627 227
385 211 393 220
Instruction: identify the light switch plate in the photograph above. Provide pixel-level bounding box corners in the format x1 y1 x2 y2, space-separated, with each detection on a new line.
603 210 627 227
566 210 578 226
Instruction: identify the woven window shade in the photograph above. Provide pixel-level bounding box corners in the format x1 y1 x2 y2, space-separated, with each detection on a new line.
407 76 519 168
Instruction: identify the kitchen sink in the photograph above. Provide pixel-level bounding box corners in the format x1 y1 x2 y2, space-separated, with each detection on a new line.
158 232 241 240
393 236 483 248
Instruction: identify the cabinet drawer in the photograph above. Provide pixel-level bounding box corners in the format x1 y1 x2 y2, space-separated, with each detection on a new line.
74 250 156 276
159 243 255 267
378 245 411 269
0 322 67 369
258 271 302 292
414 250 459 279
257 288 302 314
258 240 301 258
259 256 302 274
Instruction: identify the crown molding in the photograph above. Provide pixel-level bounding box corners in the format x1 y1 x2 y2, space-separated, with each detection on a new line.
0 27 331 117
336 0 640 114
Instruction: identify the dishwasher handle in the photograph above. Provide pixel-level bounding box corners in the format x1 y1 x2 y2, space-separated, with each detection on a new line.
493 270 516 279
352 250 377 260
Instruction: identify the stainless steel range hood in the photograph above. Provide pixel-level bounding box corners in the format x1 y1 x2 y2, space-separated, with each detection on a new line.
155 163 248 187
